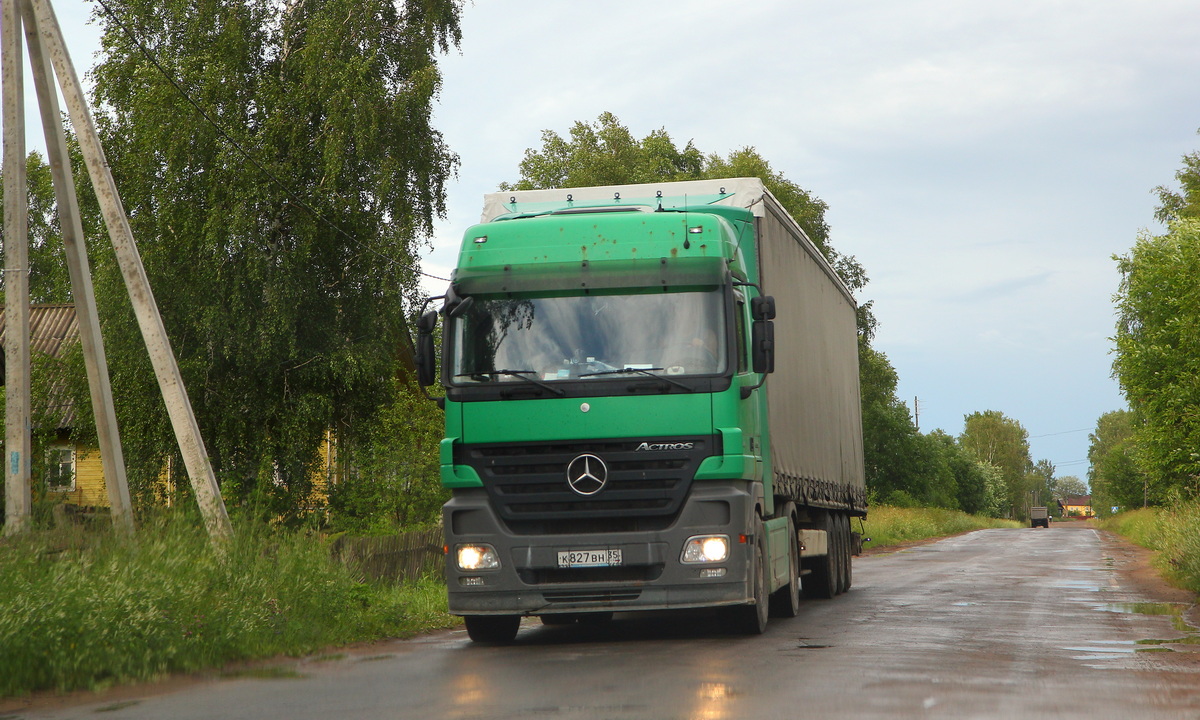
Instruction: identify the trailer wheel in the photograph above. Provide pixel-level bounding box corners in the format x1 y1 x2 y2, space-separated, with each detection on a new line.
803 512 838 600
838 513 853 592
723 521 768 634
770 512 802 618
464 615 520 644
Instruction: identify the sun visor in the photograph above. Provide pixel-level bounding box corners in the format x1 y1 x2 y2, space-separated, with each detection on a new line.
453 256 729 296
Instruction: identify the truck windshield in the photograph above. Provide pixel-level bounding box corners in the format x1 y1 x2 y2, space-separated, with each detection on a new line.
449 289 727 383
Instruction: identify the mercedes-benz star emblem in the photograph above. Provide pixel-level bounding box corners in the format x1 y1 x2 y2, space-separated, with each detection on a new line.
566 453 608 496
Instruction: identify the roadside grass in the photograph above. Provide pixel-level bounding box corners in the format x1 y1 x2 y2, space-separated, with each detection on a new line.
0 515 457 699
862 506 1022 550
1100 502 1200 594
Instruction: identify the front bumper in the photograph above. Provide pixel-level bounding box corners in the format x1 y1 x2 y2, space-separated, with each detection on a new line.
443 480 757 615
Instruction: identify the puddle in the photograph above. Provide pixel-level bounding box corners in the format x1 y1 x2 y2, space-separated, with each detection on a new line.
1098 602 1196 632
1096 602 1200 653
1051 578 1103 592
1065 641 1138 655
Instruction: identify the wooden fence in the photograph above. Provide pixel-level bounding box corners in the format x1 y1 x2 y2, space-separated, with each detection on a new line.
331 527 444 583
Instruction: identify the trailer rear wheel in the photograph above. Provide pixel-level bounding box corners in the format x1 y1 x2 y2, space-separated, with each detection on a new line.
838 513 853 593
803 512 838 599
464 615 520 644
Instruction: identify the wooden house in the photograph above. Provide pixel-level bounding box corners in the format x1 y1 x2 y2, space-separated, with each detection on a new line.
1061 494 1094 518
2 304 343 511
0 304 110 507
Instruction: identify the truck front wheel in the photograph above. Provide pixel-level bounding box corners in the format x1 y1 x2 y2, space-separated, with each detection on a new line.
770 511 802 618
464 615 520 644
722 521 769 634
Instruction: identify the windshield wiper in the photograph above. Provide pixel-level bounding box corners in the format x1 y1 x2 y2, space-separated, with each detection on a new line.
456 369 565 397
578 367 691 391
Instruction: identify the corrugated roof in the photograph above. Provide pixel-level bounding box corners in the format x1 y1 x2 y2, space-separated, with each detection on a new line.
0 304 81 429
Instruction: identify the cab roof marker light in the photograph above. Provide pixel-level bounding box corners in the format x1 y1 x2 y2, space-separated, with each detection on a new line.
473 235 488 244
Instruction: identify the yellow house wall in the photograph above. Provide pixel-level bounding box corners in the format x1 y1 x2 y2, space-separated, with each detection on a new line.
72 446 109 508
311 430 337 504
55 435 339 510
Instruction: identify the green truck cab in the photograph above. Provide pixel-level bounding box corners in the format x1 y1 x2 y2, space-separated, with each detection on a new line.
416 179 865 643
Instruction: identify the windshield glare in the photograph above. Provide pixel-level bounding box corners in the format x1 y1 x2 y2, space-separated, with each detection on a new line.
450 290 727 383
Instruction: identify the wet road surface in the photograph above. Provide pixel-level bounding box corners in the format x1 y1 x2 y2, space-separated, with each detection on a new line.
11 524 1200 719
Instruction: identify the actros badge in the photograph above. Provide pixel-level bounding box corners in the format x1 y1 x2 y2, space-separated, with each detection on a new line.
566 453 608 496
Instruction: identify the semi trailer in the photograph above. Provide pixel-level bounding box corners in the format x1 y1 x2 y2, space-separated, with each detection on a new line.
415 177 866 643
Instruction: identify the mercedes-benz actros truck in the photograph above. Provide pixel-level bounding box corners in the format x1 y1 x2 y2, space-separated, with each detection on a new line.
415 178 866 643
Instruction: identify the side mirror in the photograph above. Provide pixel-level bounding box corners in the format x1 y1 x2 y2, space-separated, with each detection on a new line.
751 295 776 321
447 295 474 319
751 318 775 374
415 309 438 387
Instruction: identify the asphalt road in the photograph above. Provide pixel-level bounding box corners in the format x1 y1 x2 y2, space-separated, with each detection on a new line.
13 524 1200 719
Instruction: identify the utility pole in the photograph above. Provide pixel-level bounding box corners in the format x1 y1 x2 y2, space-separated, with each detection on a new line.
913 397 920 432
3 0 32 535
21 0 134 533
3 0 232 542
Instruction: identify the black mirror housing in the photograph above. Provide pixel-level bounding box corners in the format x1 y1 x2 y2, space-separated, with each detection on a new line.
751 295 776 321
415 309 438 387
751 319 775 374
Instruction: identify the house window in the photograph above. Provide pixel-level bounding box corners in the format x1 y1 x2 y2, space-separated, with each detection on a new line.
45 446 76 492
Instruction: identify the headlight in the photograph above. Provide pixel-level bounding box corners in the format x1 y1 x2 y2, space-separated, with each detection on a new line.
456 544 501 571
681 535 729 563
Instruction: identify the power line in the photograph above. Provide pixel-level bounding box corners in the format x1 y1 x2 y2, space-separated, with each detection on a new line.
92 0 449 284
1030 428 1091 439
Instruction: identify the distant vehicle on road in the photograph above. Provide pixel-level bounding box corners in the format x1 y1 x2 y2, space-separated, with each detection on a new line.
1030 506 1050 528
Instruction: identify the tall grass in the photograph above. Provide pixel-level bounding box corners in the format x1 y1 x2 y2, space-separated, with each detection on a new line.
0 516 456 698
862 506 1021 550
1100 502 1200 594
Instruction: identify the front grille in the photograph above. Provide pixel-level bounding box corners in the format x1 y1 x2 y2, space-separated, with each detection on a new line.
458 436 715 535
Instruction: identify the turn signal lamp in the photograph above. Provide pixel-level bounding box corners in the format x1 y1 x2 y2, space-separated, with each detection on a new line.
456 544 500 571
681 535 729 563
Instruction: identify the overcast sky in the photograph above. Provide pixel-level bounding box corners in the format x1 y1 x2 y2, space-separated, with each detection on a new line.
22 0 1200 482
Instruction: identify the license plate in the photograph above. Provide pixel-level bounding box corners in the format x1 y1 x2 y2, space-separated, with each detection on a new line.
557 548 623 568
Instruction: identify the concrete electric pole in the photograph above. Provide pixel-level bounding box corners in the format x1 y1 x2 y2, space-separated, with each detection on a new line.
3 0 232 542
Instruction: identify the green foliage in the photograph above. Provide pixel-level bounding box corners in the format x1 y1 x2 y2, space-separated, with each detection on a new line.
1154 128 1200 224
501 111 704 192
1100 507 1161 548
1112 220 1200 499
0 151 73 304
1088 409 1146 515
859 345 1009 513
80 0 462 515
862 505 1021 550
860 343 952 506
1054 475 1088 497
958 410 1034 519
325 379 448 534
1101 503 1200 594
0 514 456 697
